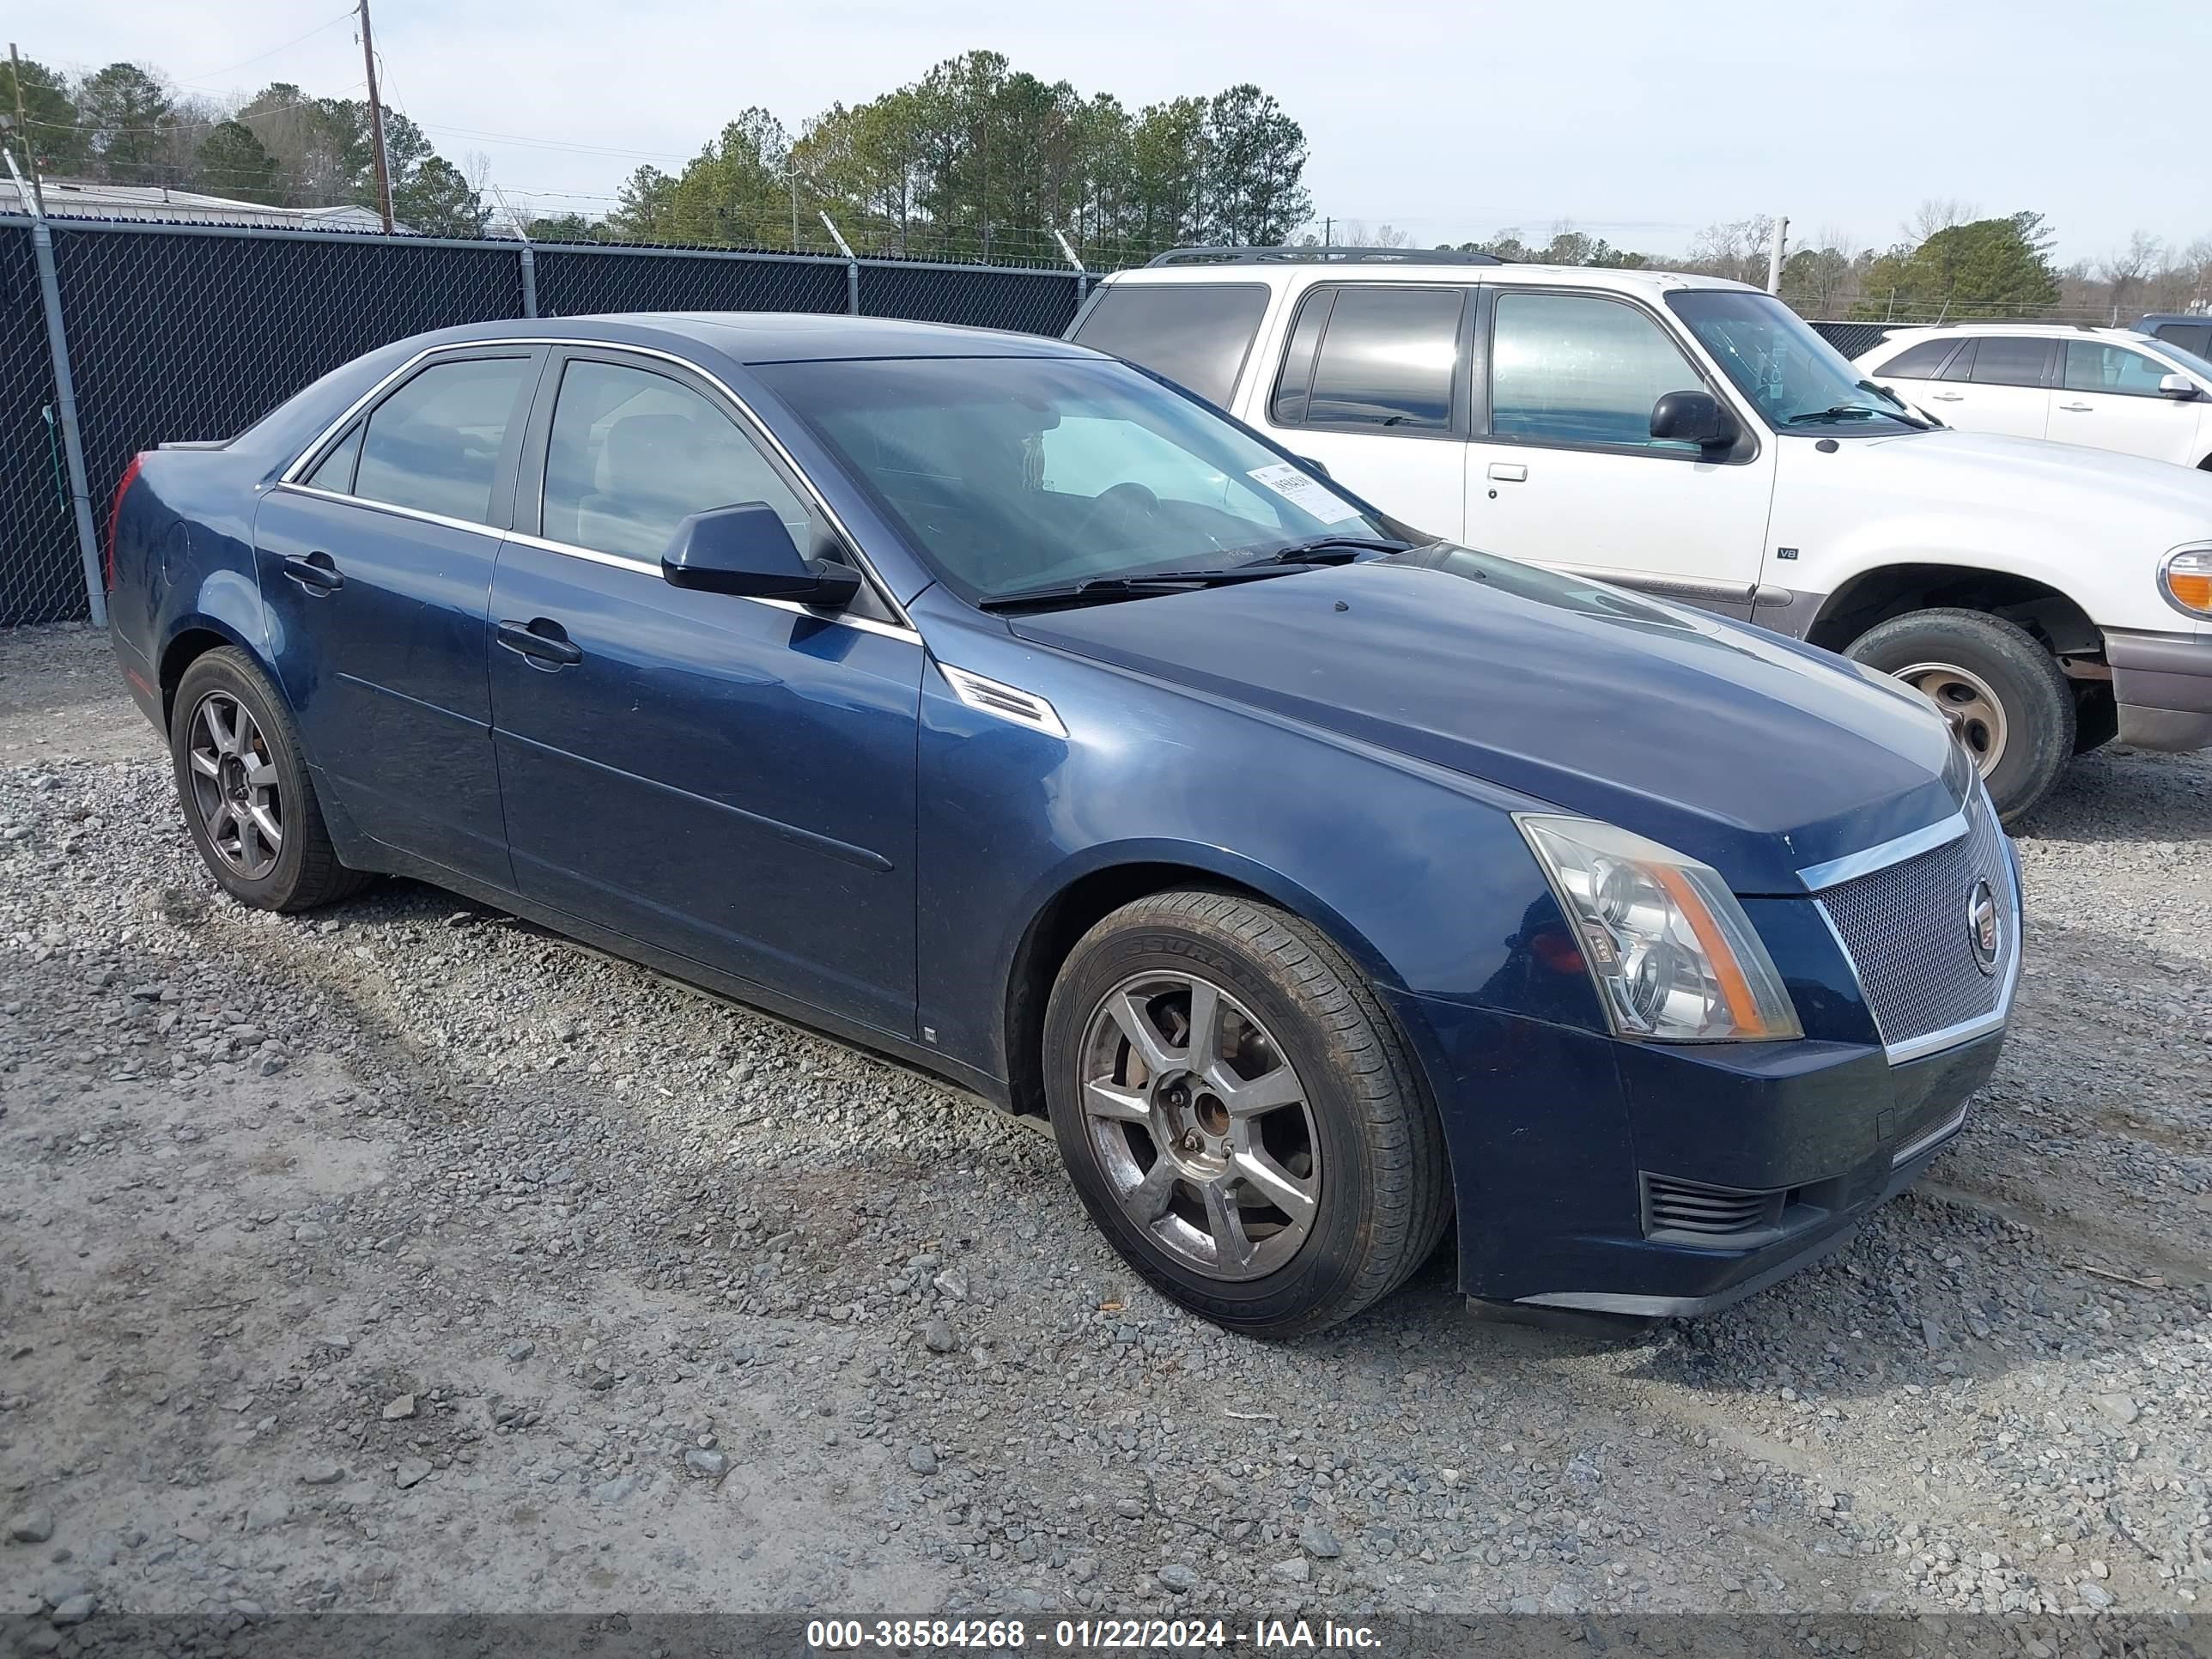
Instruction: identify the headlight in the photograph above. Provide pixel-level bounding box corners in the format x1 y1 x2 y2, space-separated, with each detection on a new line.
1516 815 1803 1042
2160 547 2212 618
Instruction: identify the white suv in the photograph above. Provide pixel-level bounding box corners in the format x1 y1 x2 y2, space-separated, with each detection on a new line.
1856 323 2212 471
1069 251 2212 818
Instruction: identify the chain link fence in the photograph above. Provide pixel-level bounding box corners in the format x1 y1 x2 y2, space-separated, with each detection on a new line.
0 216 1091 627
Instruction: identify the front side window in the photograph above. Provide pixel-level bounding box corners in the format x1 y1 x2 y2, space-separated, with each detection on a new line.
1966 337 2054 388
1068 283 1269 406
542 359 809 562
1668 289 1923 434
2064 341 2179 398
1296 286 1463 432
1492 291 1704 452
353 356 533 526
754 355 1389 605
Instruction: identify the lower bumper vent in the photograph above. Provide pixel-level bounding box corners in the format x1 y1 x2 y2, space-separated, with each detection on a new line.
1641 1175 1789 1245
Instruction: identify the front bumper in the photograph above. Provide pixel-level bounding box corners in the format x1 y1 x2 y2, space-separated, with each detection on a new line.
1382 987 2004 1316
2108 629 2212 751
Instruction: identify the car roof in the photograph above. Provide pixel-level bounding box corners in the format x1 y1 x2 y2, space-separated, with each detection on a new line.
1097 261 1765 299
1873 322 2157 345
401 312 1099 366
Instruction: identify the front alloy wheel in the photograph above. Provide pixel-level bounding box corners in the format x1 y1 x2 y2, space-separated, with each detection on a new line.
1042 890 1449 1336
1078 969 1322 1281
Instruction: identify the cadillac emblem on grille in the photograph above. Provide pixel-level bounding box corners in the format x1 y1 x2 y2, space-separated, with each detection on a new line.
1967 878 2001 975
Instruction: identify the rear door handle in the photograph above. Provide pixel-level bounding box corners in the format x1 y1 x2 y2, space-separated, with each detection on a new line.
496 617 582 668
1487 462 1528 482
2057 401 2094 412
281 551 342 594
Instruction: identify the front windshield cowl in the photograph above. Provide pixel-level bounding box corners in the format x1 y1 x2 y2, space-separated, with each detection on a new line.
1667 290 1928 437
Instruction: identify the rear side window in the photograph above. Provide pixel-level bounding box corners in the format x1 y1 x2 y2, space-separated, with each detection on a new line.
1872 338 1958 379
2152 322 2211 356
1295 285 1464 432
2063 341 2176 397
353 356 533 526
542 358 809 562
1965 337 2054 388
1069 284 1268 406
304 423 363 492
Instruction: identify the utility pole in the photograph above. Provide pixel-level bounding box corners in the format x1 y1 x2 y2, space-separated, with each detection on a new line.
789 156 799 252
8 42 46 217
1322 216 1331 248
1765 214 1789 295
357 0 395 234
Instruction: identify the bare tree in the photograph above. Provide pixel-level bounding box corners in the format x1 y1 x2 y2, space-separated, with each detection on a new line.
1334 219 1409 247
1906 198 1977 243
2100 231 2163 319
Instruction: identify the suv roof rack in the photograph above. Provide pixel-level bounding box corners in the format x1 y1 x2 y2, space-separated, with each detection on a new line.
1145 246 1506 268
1907 319 2102 331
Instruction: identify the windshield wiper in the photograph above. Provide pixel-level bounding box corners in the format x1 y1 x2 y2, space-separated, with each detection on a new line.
975 565 1307 612
1787 396 1931 430
1240 534 1414 567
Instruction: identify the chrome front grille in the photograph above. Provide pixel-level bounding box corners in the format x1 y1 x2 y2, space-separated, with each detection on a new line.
1815 788 2016 1060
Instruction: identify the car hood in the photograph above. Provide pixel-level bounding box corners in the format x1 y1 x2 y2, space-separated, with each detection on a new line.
1844 425 2212 524
1007 551 1966 895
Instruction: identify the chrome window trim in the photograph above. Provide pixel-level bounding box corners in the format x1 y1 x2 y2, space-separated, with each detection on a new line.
276 334 915 632
272 481 501 541
1796 808 1968 892
500 529 921 645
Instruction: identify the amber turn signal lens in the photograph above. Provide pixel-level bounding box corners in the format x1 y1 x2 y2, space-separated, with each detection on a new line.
2163 550 2212 617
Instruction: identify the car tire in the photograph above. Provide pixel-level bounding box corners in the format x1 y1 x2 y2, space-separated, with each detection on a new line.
1845 608 2075 822
169 647 367 912
1042 890 1449 1338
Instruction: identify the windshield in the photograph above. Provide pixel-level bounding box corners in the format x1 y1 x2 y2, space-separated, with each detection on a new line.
751 356 1393 605
1666 290 1926 434
2154 338 2212 383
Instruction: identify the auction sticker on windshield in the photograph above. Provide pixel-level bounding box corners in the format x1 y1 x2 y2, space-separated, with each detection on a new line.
1248 462 1364 524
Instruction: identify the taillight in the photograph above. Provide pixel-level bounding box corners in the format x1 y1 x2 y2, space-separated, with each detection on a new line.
104 453 145 592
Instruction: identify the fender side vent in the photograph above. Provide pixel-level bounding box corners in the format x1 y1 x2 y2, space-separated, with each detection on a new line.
939 664 1067 738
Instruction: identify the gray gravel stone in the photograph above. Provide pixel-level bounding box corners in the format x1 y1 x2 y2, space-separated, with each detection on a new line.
393 1459 432 1490
684 1448 728 1478
1157 1564 1198 1593
921 1319 957 1354
1300 1522 1343 1560
906 1445 939 1474
6 1508 55 1545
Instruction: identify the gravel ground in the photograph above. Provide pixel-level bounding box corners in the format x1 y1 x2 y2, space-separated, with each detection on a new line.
1 623 2209 1636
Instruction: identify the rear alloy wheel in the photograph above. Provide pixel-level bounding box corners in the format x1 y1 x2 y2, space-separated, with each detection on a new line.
1845 608 2074 823
169 647 366 912
1042 890 1449 1337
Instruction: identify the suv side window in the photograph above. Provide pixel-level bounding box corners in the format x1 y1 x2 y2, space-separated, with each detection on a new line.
1873 338 1960 379
1275 285 1465 434
543 358 810 562
1487 290 1706 454
2063 340 2177 398
1068 284 1269 407
2152 322 2211 356
1965 337 2055 388
353 356 534 526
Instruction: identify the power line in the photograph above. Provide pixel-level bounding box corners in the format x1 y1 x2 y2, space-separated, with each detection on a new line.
171 9 356 88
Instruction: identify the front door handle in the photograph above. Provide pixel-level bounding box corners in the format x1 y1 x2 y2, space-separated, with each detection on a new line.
1487 462 1528 483
496 617 582 669
281 551 343 594
2057 401 2094 413
1928 392 1965 402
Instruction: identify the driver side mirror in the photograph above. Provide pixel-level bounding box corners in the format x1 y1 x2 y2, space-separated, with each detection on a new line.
2157 373 2200 401
1650 389 1738 449
661 502 860 607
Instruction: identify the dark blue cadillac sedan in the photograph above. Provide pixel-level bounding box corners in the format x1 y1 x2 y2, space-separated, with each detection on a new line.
106 313 2018 1335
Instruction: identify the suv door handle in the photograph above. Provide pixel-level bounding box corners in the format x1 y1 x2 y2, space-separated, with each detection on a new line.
2057 401 2094 412
496 617 582 669
1928 392 1965 402
281 551 342 594
1486 462 1528 482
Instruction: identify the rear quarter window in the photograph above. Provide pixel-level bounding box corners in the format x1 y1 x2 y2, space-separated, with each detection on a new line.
1870 338 1959 379
1069 283 1269 406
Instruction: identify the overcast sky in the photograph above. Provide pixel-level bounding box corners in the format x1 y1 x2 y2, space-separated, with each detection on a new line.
48 0 2211 264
